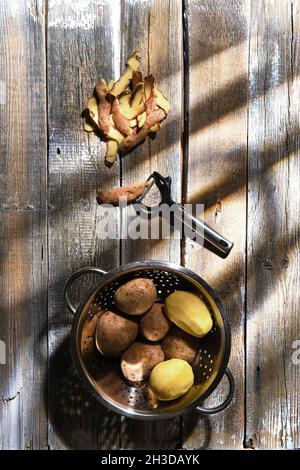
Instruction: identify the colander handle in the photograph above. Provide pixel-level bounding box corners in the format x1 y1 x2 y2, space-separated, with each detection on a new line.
196 368 234 415
64 267 107 314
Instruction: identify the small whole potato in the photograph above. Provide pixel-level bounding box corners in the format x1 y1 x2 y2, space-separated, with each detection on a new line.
120 342 165 382
114 278 157 315
140 303 170 341
162 327 199 363
95 311 138 356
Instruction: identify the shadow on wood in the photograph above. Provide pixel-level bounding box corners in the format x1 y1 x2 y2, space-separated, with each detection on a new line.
47 336 121 450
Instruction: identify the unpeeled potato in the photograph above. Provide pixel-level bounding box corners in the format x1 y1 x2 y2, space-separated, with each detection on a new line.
95 311 138 356
114 278 157 315
120 342 164 382
140 303 170 341
162 327 199 363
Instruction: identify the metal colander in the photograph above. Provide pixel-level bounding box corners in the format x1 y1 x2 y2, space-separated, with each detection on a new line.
65 261 234 420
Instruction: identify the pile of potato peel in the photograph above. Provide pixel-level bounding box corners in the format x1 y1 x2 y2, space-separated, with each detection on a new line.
83 51 170 166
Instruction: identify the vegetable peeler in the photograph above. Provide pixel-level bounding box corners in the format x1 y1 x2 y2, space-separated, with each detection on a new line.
135 171 234 259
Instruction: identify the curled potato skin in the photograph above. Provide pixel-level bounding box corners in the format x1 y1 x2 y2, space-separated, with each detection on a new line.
119 88 166 153
140 303 170 342
114 278 157 315
110 51 141 97
120 342 165 382
97 181 149 206
95 79 111 134
110 96 132 136
95 311 138 356
105 139 118 165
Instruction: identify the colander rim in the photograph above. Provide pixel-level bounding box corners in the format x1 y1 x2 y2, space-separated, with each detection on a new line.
69 260 231 420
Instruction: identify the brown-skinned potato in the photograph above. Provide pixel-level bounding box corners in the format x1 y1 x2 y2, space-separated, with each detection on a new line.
140 303 170 342
120 342 165 382
114 278 157 315
162 327 199 363
95 311 138 357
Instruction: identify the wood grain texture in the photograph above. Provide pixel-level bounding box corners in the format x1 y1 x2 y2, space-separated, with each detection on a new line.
47 0 121 449
0 0 47 449
119 0 183 449
1 0 300 450
245 0 300 449
182 0 249 449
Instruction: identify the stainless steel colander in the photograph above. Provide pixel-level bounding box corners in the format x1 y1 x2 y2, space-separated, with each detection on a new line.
64 261 234 420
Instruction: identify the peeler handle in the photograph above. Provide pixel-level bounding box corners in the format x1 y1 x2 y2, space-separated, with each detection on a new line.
150 172 233 258
174 204 233 259
196 368 235 415
64 267 107 314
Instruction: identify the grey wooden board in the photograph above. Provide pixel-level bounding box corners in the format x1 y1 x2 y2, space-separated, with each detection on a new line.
182 0 248 449
1 0 300 450
0 0 48 449
119 0 183 449
47 0 121 449
245 0 300 449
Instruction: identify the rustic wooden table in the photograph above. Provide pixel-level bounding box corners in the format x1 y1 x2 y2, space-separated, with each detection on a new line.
0 0 299 450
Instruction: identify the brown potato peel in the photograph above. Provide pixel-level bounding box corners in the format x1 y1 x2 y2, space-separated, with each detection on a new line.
82 51 170 166
97 181 149 206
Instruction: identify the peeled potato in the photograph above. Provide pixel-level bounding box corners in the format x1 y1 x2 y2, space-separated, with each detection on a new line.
114 278 157 315
95 311 138 356
149 359 194 401
164 291 213 338
121 342 164 382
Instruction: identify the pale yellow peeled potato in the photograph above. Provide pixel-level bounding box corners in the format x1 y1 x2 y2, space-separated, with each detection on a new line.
164 291 213 338
149 358 194 401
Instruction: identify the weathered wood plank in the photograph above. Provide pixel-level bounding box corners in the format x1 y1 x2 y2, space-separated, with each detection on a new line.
0 0 47 449
119 0 182 450
47 0 121 449
182 0 249 449
246 0 300 449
